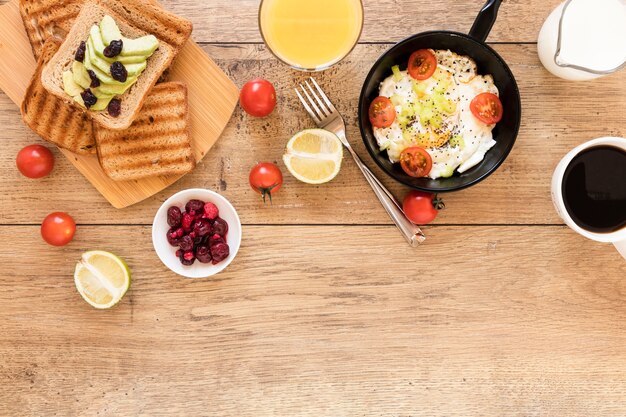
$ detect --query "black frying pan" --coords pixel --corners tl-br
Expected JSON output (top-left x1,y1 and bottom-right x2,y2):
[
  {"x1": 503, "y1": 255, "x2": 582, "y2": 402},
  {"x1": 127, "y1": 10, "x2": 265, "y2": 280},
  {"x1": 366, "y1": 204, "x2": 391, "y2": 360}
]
[{"x1": 358, "y1": 0, "x2": 521, "y2": 192}]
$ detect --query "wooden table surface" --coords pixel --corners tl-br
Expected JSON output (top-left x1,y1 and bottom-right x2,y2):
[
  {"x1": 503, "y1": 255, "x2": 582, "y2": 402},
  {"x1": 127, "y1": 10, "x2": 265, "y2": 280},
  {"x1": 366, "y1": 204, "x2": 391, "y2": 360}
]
[{"x1": 1, "y1": 0, "x2": 625, "y2": 415}]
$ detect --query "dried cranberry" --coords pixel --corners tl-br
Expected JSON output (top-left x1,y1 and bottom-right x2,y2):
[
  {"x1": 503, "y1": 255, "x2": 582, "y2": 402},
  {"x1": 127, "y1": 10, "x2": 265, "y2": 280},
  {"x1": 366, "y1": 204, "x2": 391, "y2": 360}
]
[
  {"x1": 110, "y1": 61, "x2": 128, "y2": 82},
  {"x1": 80, "y1": 89, "x2": 98, "y2": 108},
  {"x1": 195, "y1": 245, "x2": 212, "y2": 263},
  {"x1": 203, "y1": 202, "x2": 219, "y2": 220},
  {"x1": 87, "y1": 70, "x2": 100, "y2": 88},
  {"x1": 103, "y1": 39, "x2": 123, "y2": 58},
  {"x1": 75, "y1": 41, "x2": 86, "y2": 62},
  {"x1": 186, "y1": 199, "x2": 205, "y2": 214},
  {"x1": 210, "y1": 242, "x2": 230, "y2": 264},
  {"x1": 193, "y1": 219, "x2": 212, "y2": 237},
  {"x1": 182, "y1": 213, "x2": 194, "y2": 231},
  {"x1": 181, "y1": 250, "x2": 195, "y2": 266},
  {"x1": 107, "y1": 99, "x2": 121, "y2": 117},
  {"x1": 179, "y1": 235, "x2": 194, "y2": 251},
  {"x1": 166, "y1": 227, "x2": 182, "y2": 246},
  {"x1": 209, "y1": 234, "x2": 225, "y2": 247},
  {"x1": 211, "y1": 217, "x2": 229, "y2": 236},
  {"x1": 175, "y1": 228, "x2": 184, "y2": 238},
  {"x1": 167, "y1": 206, "x2": 183, "y2": 227}
]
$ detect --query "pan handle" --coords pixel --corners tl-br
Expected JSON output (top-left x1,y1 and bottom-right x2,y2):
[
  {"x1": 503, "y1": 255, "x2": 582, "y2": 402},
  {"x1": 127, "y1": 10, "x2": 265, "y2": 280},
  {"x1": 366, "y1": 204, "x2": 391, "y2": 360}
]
[{"x1": 468, "y1": 0, "x2": 503, "y2": 42}]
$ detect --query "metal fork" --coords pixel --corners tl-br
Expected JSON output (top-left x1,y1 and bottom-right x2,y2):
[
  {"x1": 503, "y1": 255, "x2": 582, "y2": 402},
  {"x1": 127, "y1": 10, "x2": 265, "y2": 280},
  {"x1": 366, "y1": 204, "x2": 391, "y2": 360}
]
[{"x1": 295, "y1": 78, "x2": 426, "y2": 247}]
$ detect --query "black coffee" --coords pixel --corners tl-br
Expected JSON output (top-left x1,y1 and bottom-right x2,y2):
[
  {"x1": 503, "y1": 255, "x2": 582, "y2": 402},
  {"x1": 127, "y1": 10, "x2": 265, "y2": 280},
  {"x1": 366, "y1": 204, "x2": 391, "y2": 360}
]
[{"x1": 562, "y1": 145, "x2": 626, "y2": 233}]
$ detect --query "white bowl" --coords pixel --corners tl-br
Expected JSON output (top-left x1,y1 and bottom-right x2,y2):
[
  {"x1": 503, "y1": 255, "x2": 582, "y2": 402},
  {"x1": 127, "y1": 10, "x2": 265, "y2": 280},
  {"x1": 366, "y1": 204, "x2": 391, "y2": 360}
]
[{"x1": 152, "y1": 188, "x2": 242, "y2": 278}]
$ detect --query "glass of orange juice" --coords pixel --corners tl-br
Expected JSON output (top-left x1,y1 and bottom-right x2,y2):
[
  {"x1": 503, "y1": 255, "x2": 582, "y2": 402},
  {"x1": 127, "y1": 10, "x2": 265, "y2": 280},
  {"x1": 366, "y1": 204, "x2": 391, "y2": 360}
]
[{"x1": 259, "y1": 0, "x2": 364, "y2": 71}]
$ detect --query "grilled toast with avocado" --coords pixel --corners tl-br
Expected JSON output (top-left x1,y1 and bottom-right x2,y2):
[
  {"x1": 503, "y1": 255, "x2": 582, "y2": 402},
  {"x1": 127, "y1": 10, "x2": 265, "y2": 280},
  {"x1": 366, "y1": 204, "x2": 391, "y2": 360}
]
[
  {"x1": 95, "y1": 82, "x2": 195, "y2": 181},
  {"x1": 21, "y1": 37, "x2": 96, "y2": 154},
  {"x1": 40, "y1": 0, "x2": 192, "y2": 130}
]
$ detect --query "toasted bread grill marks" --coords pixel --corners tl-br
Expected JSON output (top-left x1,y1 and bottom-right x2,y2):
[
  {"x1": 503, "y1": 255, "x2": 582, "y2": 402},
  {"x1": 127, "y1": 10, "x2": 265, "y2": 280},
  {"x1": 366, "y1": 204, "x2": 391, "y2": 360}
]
[
  {"x1": 20, "y1": 0, "x2": 85, "y2": 59},
  {"x1": 20, "y1": 37, "x2": 96, "y2": 154},
  {"x1": 95, "y1": 82, "x2": 195, "y2": 181}
]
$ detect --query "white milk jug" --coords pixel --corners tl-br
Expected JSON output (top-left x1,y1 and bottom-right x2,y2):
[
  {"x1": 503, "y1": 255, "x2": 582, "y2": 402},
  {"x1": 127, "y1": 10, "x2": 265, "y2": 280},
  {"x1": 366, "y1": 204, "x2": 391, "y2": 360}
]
[{"x1": 537, "y1": 0, "x2": 626, "y2": 80}]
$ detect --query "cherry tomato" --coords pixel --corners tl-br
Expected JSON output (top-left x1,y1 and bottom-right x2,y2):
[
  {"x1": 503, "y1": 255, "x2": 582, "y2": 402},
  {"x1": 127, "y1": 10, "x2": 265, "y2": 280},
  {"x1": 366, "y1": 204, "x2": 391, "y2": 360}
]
[
  {"x1": 16, "y1": 144, "x2": 54, "y2": 179},
  {"x1": 402, "y1": 191, "x2": 445, "y2": 225},
  {"x1": 240, "y1": 79, "x2": 277, "y2": 117},
  {"x1": 407, "y1": 49, "x2": 437, "y2": 80},
  {"x1": 470, "y1": 92, "x2": 503, "y2": 124},
  {"x1": 399, "y1": 146, "x2": 433, "y2": 178},
  {"x1": 368, "y1": 96, "x2": 396, "y2": 128},
  {"x1": 41, "y1": 212, "x2": 76, "y2": 246},
  {"x1": 250, "y1": 162, "x2": 283, "y2": 203}
]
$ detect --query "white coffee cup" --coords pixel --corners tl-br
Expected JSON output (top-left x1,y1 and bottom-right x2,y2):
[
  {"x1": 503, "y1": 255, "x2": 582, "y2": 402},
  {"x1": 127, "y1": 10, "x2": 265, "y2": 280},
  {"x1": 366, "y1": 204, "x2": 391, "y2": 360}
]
[{"x1": 551, "y1": 137, "x2": 626, "y2": 260}]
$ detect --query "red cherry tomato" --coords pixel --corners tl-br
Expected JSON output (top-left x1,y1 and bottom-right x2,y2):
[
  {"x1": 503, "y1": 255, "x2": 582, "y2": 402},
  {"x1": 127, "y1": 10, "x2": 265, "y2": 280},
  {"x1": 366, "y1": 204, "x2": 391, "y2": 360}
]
[
  {"x1": 240, "y1": 79, "x2": 277, "y2": 117},
  {"x1": 368, "y1": 96, "x2": 396, "y2": 128},
  {"x1": 16, "y1": 144, "x2": 54, "y2": 179},
  {"x1": 249, "y1": 162, "x2": 283, "y2": 203},
  {"x1": 399, "y1": 146, "x2": 433, "y2": 178},
  {"x1": 41, "y1": 212, "x2": 76, "y2": 246},
  {"x1": 402, "y1": 191, "x2": 444, "y2": 225},
  {"x1": 470, "y1": 92, "x2": 503, "y2": 124},
  {"x1": 407, "y1": 49, "x2": 437, "y2": 80}
]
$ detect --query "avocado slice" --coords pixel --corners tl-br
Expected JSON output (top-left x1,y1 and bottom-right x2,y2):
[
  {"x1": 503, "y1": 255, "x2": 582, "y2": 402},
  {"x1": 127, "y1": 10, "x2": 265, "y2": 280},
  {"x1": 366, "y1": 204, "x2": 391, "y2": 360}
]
[
  {"x1": 94, "y1": 76, "x2": 137, "y2": 95},
  {"x1": 87, "y1": 39, "x2": 113, "y2": 74},
  {"x1": 88, "y1": 40, "x2": 147, "y2": 77},
  {"x1": 90, "y1": 87, "x2": 114, "y2": 100},
  {"x1": 90, "y1": 96, "x2": 114, "y2": 111},
  {"x1": 89, "y1": 26, "x2": 146, "y2": 64},
  {"x1": 120, "y1": 35, "x2": 159, "y2": 57},
  {"x1": 73, "y1": 94, "x2": 86, "y2": 108},
  {"x1": 88, "y1": 44, "x2": 147, "y2": 79},
  {"x1": 99, "y1": 15, "x2": 159, "y2": 57},
  {"x1": 63, "y1": 70, "x2": 83, "y2": 96},
  {"x1": 72, "y1": 61, "x2": 91, "y2": 89},
  {"x1": 73, "y1": 94, "x2": 113, "y2": 111},
  {"x1": 99, "y1": 15, "x2": 122, "y2": 46},
  {"x1": 84, "y1": 46, "x2": 126, "y2": 85},
  {"x1": 123, "y1": 62, "x2": 147, "y2": 76}
]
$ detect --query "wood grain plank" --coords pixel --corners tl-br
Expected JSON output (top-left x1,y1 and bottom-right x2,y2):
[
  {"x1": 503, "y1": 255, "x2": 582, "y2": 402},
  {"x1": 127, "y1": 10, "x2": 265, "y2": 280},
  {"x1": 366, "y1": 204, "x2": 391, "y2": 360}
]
[
  {"x1": 1, "y1": 44, "x2": 624, "y2": 225},
  {"x1": 0, "y1": 225, "x2": 624, "y2": 416},
  {"x1": 0, "y1": 0, "x2": 570, "y2": 44}
]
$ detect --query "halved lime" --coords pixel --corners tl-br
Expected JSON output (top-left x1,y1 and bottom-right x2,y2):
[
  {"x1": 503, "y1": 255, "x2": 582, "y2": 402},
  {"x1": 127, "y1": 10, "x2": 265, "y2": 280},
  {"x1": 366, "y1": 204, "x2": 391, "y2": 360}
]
[{"x1": 74, "y1": 251, "x2": 131, "y2": 309}]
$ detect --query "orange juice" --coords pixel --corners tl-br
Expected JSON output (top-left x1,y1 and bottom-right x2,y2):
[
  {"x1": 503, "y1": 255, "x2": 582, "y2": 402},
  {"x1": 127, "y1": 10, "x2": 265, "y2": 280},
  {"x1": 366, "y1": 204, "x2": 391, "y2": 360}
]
[{"x1": 259, "y1": 0, "x2": 363, "y2": 70}]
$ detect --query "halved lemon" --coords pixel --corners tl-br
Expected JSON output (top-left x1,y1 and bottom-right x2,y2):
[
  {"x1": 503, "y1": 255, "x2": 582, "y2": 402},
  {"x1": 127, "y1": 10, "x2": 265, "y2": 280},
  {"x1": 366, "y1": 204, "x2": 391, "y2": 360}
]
[
  {"x1": 74, "y1": 251, "x2": 131, "y2": 309},
  {"x1": 282, "y1": 129, "x2": 344, "y2": 185}
]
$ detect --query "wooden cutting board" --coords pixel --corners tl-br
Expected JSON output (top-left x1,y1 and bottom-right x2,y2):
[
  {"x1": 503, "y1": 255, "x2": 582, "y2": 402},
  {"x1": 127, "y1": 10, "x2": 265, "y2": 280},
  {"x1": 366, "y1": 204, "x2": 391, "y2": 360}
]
[{"x1": 0, "y1": 0, "x2": 239, "y2": 208}]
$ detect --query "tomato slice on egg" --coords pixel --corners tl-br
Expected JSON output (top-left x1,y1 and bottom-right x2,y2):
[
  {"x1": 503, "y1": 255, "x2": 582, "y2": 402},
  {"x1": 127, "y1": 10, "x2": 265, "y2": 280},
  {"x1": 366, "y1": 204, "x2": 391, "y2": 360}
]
[
  {"x1": 368, "y1": 96, "x2": 396, "y2": 128},
  {"x1": 399, "y1": 146, "x2": 433, "y2": 178},
  {"x1": 407, "y1": 49, "x2": 437, "y2": 81},
  {"x1": 470, "y1": 92, "x2": 503, "y2": 124}
]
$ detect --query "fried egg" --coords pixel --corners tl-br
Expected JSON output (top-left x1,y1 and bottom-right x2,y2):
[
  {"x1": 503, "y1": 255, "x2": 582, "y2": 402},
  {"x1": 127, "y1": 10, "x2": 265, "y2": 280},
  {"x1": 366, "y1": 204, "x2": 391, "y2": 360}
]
[{"x1": 373, "y1": 49, "x2": 499, "y2": 179}]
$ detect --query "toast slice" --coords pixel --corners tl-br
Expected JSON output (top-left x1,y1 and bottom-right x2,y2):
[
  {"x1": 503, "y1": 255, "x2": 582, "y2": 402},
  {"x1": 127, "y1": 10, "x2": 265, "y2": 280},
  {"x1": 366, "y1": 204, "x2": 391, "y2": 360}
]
[
  {"x1": 19, "y1": 0, "x2": 86, "y2": 60},
  {"x1": 95, "y1": 82, "x2": 195, "y2": 181},
  {"x1": 21, "y1": 36, "x2": 96, "y2": 154},
  {"x1": 19, "y1": 0, "x2": 176, "y2": 60},
  {"x1": 40, "y1": 0, "x2": 192, "y2": 130}
]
